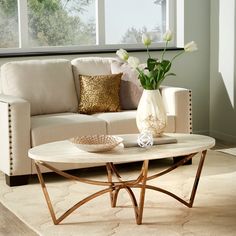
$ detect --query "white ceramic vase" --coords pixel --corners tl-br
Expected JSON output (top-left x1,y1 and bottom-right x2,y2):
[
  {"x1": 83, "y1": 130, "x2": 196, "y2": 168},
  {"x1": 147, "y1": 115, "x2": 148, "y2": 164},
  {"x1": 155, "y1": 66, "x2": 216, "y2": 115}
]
[{"x1": 136, "y1": 89, "x2": 167, "y2": 137}]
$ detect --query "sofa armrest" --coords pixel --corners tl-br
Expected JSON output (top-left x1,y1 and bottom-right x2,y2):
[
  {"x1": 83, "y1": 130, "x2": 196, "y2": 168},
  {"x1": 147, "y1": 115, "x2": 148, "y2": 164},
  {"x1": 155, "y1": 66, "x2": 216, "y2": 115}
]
[
  {"x1": 0, "y1": 94, "x2": 31, "y2": 176},
  {"x1": 160, "y1": 86, "x2": 192, "y2": 133}
]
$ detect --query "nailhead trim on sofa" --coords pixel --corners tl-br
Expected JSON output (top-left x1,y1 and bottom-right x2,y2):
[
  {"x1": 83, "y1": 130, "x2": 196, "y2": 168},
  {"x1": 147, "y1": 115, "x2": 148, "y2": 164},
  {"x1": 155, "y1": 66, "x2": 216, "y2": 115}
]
[
  {"x1": 8, "y1": 104, "x2": 13, "y2": 175},
  {"x1": 189, "y1": 90, "x2": 193, "y2": 134}
]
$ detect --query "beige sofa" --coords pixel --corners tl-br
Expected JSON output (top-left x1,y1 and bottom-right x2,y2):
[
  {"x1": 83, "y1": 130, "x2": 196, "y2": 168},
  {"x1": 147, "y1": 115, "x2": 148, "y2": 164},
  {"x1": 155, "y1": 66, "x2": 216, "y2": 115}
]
[{"x1": 0, "y1": 57, "x2": 192, "y2": 186}]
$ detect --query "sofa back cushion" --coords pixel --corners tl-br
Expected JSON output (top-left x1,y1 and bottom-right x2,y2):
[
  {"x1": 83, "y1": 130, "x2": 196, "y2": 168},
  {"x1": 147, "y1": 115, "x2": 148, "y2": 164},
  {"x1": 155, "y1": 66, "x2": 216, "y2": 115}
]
[
  {"x1": 71, "y1": 57, "x2": 144, "y2": 110},
  {"x1": 71, "y1": 57, "x2": 116, "y2": 101},
  {"x1": 71, "y1": 57, "x2": 115, "y2": 76},
  {"x1": 1, "y1": 59, "x2": 78, "y2": 115}
]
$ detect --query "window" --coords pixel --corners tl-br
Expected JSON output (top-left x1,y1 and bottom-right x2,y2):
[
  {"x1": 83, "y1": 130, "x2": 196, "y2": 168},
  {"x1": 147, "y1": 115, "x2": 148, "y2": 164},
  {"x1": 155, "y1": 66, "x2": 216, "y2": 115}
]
[
  {"x1": 0, "y1": 0, "x2": 19, "y2": 48},
  {"x1": 0, "y1": 0, "x2": 176, "y2": 55},
  {"x1": 105, "y1": 0, "x2": 166, "y2": 45},
  {"x1": 27, "y1": 0, "x2": 96, "y2": 47}
]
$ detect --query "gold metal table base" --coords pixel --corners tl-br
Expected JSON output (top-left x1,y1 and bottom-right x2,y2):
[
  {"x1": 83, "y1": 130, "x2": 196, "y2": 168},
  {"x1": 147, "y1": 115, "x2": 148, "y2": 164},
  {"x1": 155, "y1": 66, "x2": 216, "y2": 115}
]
[{"x1": 35, "y1": 150, "x2": 207, "y2": 225}]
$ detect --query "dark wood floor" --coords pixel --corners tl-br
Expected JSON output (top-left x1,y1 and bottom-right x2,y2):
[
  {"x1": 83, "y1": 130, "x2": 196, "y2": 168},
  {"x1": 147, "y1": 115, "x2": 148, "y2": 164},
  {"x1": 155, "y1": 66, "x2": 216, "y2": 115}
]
[{"x1": 0, "y1": 138, "x2": 235, "y2": 236}]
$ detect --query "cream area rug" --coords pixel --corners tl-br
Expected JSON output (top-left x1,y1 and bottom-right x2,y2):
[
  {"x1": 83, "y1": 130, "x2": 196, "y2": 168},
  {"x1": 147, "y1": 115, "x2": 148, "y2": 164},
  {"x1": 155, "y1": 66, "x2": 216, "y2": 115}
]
[
  {"x1": 0, "y1": 150, "x2": 236, "y2": 236},
  {"x1": 217, "y1": 147, "x2": 236, "y2": 156}
]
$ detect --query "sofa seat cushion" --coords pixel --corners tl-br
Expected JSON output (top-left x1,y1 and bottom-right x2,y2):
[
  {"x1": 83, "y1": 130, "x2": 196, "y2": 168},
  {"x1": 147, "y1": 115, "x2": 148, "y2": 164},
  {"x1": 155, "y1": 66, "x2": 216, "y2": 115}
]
[
  {"x1": 1, "y1": 59, "x2": 78, "y2": 116},
  {"x1": 92, "y1": 111, "x2": 176, "y2": 135},
  {"x1": 31, "y1": 113, "x2": 107, "y2": 146}
]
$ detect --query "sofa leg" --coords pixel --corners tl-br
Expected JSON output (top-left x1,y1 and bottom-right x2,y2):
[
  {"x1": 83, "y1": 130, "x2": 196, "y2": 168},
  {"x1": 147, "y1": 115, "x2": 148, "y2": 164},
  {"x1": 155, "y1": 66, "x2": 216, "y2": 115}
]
[
  {"x1": 173, "y1": 156, "x2": 192, "y2": 165},
  {"x1": 5, "y1": 174, "x2": 29, "y2": 187}
]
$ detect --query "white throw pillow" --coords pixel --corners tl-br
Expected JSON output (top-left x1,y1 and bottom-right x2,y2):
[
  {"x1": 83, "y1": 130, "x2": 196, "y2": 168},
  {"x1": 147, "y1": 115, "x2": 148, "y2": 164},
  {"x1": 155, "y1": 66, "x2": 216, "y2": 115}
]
[{"x1": 111, "y1": 61, "x2": 143, "y2": 110}]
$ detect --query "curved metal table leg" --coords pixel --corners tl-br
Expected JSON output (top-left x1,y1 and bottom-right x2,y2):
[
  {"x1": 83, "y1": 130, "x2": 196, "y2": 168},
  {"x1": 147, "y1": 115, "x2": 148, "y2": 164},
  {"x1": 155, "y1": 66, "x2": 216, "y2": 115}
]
[
  {"x1": 35, "y1": 150, "x2": 207, "y2": 225},
  {"x1": 35, "y1": 160, "x2": 149, "y2": 225}
]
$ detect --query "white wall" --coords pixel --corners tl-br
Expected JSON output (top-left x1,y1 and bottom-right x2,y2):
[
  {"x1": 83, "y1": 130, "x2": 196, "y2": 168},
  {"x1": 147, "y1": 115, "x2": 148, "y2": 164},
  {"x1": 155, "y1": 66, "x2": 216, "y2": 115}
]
[
  {"x1": 0, "y1": 0, "x2": 211, "y2": 134},
  {"x1": 210, "y1": 0, "x2": 236, "y2": 142},
  {"x1": 165, "y1": 0, "x2": 211, "y2": 134},
  {"x1": 144, "y1": 0, "x2": 211, "y2": 134}
]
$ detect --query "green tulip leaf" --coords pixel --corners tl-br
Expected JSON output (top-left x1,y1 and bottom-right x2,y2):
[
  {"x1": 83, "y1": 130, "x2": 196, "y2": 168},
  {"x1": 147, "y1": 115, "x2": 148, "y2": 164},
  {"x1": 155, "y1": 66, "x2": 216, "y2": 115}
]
[
  {"x1": 161, "y1": 60, "x2": 171, "y2": 72},
  {"x1": 147, "y1": 58, "x2": 157, "y2": 71},
  {"x1": 164, "y1": 73, "x2": 176, "y2": 78},
  {"x1": 115, "y1": 31, "x2": 192, "y2": 89}
]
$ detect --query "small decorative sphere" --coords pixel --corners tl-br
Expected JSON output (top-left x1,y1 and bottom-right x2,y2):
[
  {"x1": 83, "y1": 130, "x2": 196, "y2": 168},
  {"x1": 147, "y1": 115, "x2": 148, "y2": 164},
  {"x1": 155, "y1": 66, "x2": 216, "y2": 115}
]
[{"x1": 137, "y1": 130, "x2": 153, "y2": 148}]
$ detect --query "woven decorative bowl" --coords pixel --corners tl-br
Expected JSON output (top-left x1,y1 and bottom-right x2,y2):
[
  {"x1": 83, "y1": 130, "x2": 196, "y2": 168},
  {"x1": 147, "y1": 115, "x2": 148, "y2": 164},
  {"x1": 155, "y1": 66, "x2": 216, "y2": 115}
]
[{"x1": 70, "y1": 135, "x2": 123, "y2": 153}]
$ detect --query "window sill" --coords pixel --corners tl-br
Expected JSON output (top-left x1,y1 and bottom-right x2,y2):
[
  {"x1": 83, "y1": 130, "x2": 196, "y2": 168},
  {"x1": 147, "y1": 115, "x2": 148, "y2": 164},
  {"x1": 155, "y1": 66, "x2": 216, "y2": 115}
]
[{"x1": 0, "y1": 47, "x2": 184, "y2": 58}]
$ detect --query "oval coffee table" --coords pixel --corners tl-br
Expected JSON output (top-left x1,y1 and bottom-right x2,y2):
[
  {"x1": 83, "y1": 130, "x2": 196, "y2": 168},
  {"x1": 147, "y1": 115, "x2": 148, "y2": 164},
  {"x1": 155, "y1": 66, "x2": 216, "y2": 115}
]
[{"x1": 28, "y1": 133, "x2": 215, "y2": 225}]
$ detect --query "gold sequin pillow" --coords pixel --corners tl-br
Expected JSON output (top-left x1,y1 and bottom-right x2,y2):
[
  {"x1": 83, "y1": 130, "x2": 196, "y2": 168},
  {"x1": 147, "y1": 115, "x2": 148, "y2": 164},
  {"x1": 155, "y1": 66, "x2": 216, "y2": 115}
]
[{"x1": 78, "y1": 73, "x2": 122, "y2": 114}]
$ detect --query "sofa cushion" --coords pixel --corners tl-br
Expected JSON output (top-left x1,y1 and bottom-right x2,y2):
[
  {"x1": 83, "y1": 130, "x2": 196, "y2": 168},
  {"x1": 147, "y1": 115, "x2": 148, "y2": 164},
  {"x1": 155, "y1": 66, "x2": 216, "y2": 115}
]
[
  {"x1": 111, "y1": 61, "x2": 143, "y2": 110},
  {"x1": 93, "y1": 111, "x2": 139, "y2": 134},
  {"x1": 78, "y1": 73, "x2": 122, "y2": 114},
  {"x1": 31, "y1": 113, "x2": 107, "y2": 146},
  {"x1": 92, "y1": 111, "x2": 176, "y2": 135},
  {"x1": 71, "y1": 57, "x2": 115, "y2": 76},
  {"x1": 71, "y1": 57, "x2": 116, "y2": 100},
  {"x1": 1, "y1": 59, "x2": 78, "y2": 115}
]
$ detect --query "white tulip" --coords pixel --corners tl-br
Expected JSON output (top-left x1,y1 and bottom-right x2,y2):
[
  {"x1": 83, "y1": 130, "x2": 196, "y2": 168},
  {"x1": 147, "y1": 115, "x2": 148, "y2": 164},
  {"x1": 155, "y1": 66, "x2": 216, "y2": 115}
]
[
  {"x1": 184, "y1": 41, "x2": 198, "y2": 52},
  {"x1": 142, "y1": 33, "x2": 152, "y2": 46},
  {"x1": 163, "y1": 30, "x2": 173, "y2": 42},
  {"x1": 128, "y1": 56, "x2": 140, "y2": 68},
  {"x1": 116, "y1": 48, "x2": 129, "y2": 61}
]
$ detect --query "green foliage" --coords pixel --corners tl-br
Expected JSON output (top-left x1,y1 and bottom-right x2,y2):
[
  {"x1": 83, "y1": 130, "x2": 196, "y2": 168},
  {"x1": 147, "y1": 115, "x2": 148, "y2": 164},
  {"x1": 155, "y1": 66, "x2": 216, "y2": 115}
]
[
  {"x1": 136, "y1": 44, "x2": 178, "y2": 90},
  {"x1": 137, "y1": 58, "x2": 175, "y2": 90},
  {"x1": 121, "y1": 27, "x2": 148, "y2": 44},
  {"x1": 28, "y1": 0, "x2": 96, "y2": 46},
  {"x1": 147, "y1": 58, "x2": 157, "y2": 71},
  {"x1": 0, "y1": 0, "x2": 16, "y2": 14},
  {"x1": 121, "y1": 26, "x2": 161, "y2": 44},
  {"x1": 0, "y1": 0, "x2": 96, "y2": 48},
  {"x1": 0, "y1": 0, "x2": 18, "y2": 48}
]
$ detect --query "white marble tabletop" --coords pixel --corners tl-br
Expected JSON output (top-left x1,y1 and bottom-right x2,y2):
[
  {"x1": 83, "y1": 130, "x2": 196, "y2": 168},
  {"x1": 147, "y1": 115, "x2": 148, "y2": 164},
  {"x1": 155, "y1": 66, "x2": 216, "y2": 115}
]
[{"x1": 28, "y1": 133, "x2": 215, "y2": 164}]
